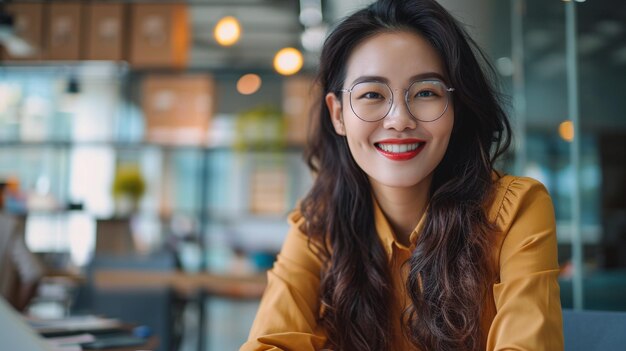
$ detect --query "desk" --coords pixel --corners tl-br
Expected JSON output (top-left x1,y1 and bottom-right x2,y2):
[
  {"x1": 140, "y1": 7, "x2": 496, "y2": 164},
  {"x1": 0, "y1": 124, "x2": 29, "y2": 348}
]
[
  {"x1": 93, "y1": 270, "x2": 267, "y2": 299},
  {"x1": 93, "y1": 270, "x2": 267, "y2": 351},
  {"x1": 1, "y1": 295, "x2": 158, "y2": 351},
  {"x1": 33, "y1": 317, "x2": 160, "y2": 351},
  {"x1": 84, "y1": 334, "x2": 159, "y2": 351},
  {"x1": 48, "y1": 336, "x2": 158, "y2": 351}
]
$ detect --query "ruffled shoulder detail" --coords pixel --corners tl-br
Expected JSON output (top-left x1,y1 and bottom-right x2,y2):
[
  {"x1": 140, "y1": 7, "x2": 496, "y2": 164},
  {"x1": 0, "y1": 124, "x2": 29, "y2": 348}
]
[
  {"x1": 488, "y1": 175, "x2": 551, "y2": 232},
  {"x1": 288, "y1": 208, "x2": 305, "y2": 227}
]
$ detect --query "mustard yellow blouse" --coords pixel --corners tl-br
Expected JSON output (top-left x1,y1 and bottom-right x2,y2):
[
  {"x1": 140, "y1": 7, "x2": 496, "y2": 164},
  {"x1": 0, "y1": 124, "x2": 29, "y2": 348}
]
[{"x1": 241, "y1": 175, "x2": 564, "y2": 350}]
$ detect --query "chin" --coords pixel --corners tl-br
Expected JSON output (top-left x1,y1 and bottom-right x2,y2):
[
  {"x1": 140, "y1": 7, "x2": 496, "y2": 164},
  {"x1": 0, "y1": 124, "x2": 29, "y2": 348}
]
[{"x1": 371, "y1": 173, "x2": 431, "y2": 189}]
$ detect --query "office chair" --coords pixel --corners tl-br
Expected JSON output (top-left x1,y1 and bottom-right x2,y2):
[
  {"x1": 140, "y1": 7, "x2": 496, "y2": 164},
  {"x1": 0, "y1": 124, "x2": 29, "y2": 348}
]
[
  {"x1": 563, "y1": 309, "x2": 626, "y2": 351},
  {"x1": 72, "y1": 252, "x2": 183, "y2": 351}
]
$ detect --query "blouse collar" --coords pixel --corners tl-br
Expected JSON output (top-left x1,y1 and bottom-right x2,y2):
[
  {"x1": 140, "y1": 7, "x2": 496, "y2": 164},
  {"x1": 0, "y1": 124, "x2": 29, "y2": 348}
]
[{"x1": 372, "y1": 197, "x2": 428, "y2": 260}]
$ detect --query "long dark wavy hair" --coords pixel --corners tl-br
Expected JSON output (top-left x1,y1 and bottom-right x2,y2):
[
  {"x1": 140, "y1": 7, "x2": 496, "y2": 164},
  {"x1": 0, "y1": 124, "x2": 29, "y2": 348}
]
[{"x1": 299, "y1": 0, "x2": 512, "y2": 350}]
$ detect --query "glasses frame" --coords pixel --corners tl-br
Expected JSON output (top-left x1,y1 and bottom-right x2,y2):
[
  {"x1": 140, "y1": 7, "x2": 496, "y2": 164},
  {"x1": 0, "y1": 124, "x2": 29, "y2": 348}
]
[{"x1": 337, "y1": 79, "x2": 455, "y2": 123}]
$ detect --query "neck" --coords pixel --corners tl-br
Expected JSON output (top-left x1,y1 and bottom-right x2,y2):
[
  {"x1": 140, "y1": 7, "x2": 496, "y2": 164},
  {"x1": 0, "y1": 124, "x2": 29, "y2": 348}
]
[{"x1": 370, "y1": 175, "x2": 432, "y2": 247}]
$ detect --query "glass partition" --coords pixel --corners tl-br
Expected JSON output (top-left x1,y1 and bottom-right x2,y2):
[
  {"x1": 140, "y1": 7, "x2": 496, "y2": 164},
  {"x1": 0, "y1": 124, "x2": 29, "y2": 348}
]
[{"x1": 510, "y1": 0, "x2": 626, "y2": 311}]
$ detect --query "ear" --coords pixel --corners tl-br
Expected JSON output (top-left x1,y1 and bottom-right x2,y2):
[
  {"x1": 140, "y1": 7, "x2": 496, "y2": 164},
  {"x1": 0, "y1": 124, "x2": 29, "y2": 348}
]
[{"x1": 325, "y1": 92, "x2": 346, "y2": 136}]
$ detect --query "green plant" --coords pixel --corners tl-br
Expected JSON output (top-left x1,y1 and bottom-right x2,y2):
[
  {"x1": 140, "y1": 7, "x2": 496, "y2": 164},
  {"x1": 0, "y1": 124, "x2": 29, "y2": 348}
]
[
  {"x1": 234, "y1": 104, "x2": 286, "y2": 150},
  {"x1": 112, "y1": 164, "x2": 146, "y2": 200}
]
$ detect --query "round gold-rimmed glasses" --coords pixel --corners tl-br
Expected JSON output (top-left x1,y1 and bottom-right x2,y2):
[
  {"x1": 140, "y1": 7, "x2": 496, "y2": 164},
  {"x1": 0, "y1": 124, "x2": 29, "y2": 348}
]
[{"x1": 338, "y1": 79, "x2": 455, "y2": 122}]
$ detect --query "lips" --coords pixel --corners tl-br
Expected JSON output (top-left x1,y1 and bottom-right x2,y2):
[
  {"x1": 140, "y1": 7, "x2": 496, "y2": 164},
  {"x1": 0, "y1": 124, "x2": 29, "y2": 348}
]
[{"x1": 374, "y1": 138, "x2": 426, "y2": 161}]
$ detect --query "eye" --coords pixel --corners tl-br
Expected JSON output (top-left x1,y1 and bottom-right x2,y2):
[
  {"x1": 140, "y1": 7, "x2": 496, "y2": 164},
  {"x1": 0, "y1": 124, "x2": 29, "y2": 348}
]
[
  {"x1": 361, "y1": 91, "x2": 384, "y2": 100},
  {"x1": 415, "y1": 90, "x2": 437, "y2": 98},
  {"x1": 409, "y1": 80, "x2": 447, "y2": 100},
  {"x1": 351, "y1": 82, "x2": 390, "y2": 102}
]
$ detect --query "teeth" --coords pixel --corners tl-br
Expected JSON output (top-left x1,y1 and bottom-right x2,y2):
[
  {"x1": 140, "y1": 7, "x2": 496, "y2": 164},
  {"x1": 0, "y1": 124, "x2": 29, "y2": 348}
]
[{"x1": 378, "y1": 143, "x2": 422, "y2": 153}]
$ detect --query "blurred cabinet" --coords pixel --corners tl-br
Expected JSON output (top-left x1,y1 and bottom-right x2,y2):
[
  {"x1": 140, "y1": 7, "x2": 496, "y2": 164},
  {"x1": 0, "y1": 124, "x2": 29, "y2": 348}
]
[
  {"x1": 46, "y1": 2, "x2": 83, "y2": 60},
  {"x1": 1, "y1": 2, "x2": 188, "y2": 67},
  {"x1": 142, "y1": 74, "x2": 215, "y2": 145},
  {"x1": 129, "y1": 3, "x2": 189, "y2": 68},
  {"x1": 84, "y1": 3, "x2": 127, "y2": 61}
]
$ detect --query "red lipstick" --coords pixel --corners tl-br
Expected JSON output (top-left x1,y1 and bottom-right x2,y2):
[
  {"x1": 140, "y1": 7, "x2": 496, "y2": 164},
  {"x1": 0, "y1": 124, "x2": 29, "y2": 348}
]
[{"x1": 375, "y1": 138, "x2": 426, "y2": 161}]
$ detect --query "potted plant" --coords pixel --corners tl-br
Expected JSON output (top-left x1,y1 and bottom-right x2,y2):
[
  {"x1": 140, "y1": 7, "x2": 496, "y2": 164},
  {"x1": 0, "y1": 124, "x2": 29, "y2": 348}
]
[{"x1": 111, "y1": 164, "x2": 146, "y2": 215}]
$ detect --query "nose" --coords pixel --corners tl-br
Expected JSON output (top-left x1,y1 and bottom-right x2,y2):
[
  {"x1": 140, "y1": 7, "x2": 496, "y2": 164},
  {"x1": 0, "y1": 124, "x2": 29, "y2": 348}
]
[{"x1": 382, "y1": 89, "x2": 417, "y2": 131}]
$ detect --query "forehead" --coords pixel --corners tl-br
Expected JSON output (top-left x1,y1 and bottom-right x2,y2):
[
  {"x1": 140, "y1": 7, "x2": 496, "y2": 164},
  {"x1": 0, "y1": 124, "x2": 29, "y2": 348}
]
[{"x1": 344, "y1": 31, "x2": 446, "y2": 85}]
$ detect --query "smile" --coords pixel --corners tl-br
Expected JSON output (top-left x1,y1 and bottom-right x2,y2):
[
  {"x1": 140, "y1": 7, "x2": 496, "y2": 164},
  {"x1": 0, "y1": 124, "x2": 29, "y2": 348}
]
[{"x1": 374, "y1": 139, "x2": 426, "y2": 161}]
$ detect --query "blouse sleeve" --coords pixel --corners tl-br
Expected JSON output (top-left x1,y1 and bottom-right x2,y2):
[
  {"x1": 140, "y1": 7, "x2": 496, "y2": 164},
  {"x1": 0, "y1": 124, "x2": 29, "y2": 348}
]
[
  {"x1": 240, "y1": 211, "x2": 328, "y2": 351},
  {"x1": 486, "y1": 177, "x2": 564, "y2": 351}
]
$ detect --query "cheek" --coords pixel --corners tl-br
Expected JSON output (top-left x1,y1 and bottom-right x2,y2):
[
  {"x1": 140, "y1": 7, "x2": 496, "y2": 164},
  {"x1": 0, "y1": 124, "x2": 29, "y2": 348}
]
[
  {"x1": 343, "y1": 114, "x2": 377, "y2": 145},
  {"x1": 436, "y1": 114, "x2": 454, "y2": 143},
  {"x1": 429, "y1": 114, "x2": 454, "y2": 143},
  {"x1": 439, "y1": 120, "x2": 454, "y2": 145},
  {"x1": 347, "y1": 130, "x2": 378, "y2": 158},
  {"x1": 427, "y1": 116, "x2": 455, "y2": 162},
  {"x1": 342, "y1": 123, "x2": 379, "y2": 171}
]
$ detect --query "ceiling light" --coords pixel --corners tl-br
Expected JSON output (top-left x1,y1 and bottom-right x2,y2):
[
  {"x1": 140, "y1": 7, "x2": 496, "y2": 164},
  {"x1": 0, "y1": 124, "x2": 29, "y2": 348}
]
[
  {"x1": 301, "y1": 25, "x2": 327, "y2": 53},
  {"x1": 214, "y1": 16, "x2": 241, "y2": 46},
  {"x1": 273, "y1": 48, "x2": 303, "y2": 76},
  {"x1": 300, "y1": 8, "x2": 322, "y2": 27},
  {"x1": 559, "y1": 120, "x2": 574, "y2": 142},
  {"x1": 299, "y1": 0, "x2": 323, "y2": 27},
  {"x1": 237, "y1": 74, "x2": 262, "y2": 95}
]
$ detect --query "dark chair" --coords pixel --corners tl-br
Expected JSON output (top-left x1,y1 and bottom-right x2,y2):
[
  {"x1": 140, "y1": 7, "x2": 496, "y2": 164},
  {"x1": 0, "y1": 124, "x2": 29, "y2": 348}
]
[
  {"x1": 563, "y1": 309, "x2": 626, "y2": 351},
  {"x1": 91, "y1": 286, "x2": 176, "y2": 351},
  {"x1": 94, "y1": 218, "x2": 135, "y2": 256},
  {"x1": 71, "y1": 252, "x2": 184, "y2": 351}
]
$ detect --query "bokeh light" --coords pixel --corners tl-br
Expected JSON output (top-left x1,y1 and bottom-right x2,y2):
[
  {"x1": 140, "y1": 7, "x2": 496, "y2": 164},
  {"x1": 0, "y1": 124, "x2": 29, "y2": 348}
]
[
  {"x1": 559, "y1": 120, "x2": 575, "y2": 142},
  {"x1": 273, "y1": 48, "x2": 303, "y2": 76},
  {"x1": 214, "y1": 16, "x2": 241, "y2": 46},
  {"x1": 237, "y1": 74, "x2": 262, "y2": 95}
]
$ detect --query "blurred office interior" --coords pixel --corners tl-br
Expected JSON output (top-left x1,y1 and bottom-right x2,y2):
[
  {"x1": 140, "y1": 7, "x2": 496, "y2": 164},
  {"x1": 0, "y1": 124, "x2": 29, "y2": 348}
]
[{"x1": 1, "y1": 0, "x2": 625, "y2": 350}]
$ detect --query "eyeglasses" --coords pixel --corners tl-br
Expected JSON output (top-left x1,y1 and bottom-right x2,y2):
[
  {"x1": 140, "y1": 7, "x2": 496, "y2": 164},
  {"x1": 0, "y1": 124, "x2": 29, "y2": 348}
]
[{"x1": 338, "y1": 79, "x2": 455, "y2": 122}]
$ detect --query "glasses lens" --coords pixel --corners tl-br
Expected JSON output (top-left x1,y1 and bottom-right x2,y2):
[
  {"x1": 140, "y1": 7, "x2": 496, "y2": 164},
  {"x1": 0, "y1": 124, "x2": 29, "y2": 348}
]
[
  {"x1": 349, "y1": 82, "x2": 392, "y2": 122},
  {"x1": 407, "y1": 80, "x2": 450, "y2": 122}
]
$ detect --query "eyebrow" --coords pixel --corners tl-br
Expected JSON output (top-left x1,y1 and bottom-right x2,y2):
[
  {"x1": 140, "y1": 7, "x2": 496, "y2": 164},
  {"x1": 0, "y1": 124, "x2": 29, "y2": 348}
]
[{"x1": 350, "y1": 72, "x2": 447, "y2": 86}]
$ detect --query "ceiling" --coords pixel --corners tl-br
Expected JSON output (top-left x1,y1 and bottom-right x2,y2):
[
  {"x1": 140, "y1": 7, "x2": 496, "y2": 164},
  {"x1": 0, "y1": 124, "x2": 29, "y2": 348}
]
[
  {"x1": 186, "y1": 0, "x2": 494, "y2": 70},
  {"x1": 186, "y1": 0, "x2": 626, "y2": 129},
  {"x1": 188, "y1": 0, "x2": 304, "y2": 70}
]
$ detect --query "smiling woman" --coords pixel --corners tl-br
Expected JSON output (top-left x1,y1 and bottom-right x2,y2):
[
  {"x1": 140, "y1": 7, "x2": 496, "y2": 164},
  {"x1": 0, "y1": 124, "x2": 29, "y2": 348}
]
[
  {"x1": 241, "y1": 0, "x2": 564, "y2": 350},
  {"x1": 326, "y1": 31, "x2": 455, "y2": 198}
]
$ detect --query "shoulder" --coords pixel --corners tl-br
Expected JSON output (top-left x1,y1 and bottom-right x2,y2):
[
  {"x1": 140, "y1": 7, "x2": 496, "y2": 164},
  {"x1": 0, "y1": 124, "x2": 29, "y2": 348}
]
[
  {"x1": 280, "y1": 209, "x2": 324, "y2": 269},
  {"x1": 487, "y1": 174, "x2": 554, "y2": 232},
  {"x1": 487, "y1": 174, "x2": 558, "y2": 269},
  {"x1": 486, "y1": 175, "x2": 560, "y2": 286}
]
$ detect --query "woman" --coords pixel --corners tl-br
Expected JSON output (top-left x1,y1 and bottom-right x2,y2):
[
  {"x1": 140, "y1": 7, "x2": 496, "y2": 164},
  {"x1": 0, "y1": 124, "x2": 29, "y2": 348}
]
[{"x1": 242, "y1": 0, "x2": 563, "y2": 350}]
